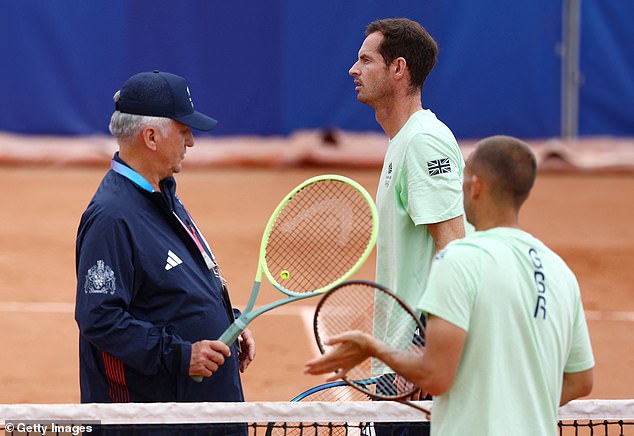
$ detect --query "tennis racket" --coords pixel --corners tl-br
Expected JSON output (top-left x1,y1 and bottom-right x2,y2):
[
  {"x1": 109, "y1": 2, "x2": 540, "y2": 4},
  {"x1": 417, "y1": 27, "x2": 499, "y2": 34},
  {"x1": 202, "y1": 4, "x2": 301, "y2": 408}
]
[
  {"x1": 194, "y1": 175, "x2": 378, "y2": 382},
  {"x1": 313, "y1": 280, "x2": 430, "y2": 414},
  {"x1": 265, "y1": 379, "x2": 378, "y2": 436},
  {"x1": 289, "y1": 378, "x2": 377, "y2": 401}
]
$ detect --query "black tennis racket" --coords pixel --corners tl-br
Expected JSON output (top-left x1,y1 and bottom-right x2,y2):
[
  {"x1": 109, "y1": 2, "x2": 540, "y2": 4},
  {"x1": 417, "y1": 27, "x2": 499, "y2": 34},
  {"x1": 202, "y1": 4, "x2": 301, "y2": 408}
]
[{"x1": 313, "y1": 280, "x2": 429, "y2": 415}]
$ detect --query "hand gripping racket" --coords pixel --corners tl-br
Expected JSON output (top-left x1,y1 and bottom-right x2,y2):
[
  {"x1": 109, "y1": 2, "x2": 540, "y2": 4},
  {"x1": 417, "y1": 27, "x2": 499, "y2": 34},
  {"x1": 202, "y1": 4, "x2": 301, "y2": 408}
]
[
  {"x1": 313, "y1": 280, "x2": 430, "y2": 414},
  {"x1": 193, "y1": 175, "x2": 378, "y2": 382}
]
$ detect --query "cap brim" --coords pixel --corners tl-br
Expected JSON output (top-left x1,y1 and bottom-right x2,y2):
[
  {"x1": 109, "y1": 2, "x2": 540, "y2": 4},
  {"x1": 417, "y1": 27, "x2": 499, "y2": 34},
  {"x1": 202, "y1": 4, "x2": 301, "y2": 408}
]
[{"x1": 173, "y1": 111, "x2": 218, "y2": 131}]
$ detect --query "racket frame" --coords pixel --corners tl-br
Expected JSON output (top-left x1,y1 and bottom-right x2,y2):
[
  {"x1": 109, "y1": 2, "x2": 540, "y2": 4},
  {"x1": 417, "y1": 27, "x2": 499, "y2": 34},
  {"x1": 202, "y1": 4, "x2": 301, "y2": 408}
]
[
  {"x1": 290, "y1": 377, "x2": 379, "y2": 402},
  {"x1": 312, "y1": 279, "x2": 430, "y2": 414},
  {"x1": 194, "y1": 176, "x2": 378, "y2": 382},
  {"x1": 219, "y1": 175, "x2": 378, "y2": 345}
]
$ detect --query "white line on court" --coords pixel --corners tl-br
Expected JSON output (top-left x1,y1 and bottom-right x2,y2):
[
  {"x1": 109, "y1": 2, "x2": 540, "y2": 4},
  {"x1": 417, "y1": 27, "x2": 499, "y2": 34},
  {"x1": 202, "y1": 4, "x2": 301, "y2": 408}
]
[
  {"x1": 585, "y1": 310, "x2": 634, "y2": 322},
  {"x1": 1, "y1": 302, "x2": 633, "y2": 324},
  {"x1": 0, "y1": 301, "x2": 75, "y2": 313}
]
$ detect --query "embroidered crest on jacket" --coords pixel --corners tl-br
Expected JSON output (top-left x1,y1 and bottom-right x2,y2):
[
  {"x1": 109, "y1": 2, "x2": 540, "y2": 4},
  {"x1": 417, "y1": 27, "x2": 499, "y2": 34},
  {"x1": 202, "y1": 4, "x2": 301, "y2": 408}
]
[{"x1": 84, "y1": 260, "x2": 116, "y2": 295}]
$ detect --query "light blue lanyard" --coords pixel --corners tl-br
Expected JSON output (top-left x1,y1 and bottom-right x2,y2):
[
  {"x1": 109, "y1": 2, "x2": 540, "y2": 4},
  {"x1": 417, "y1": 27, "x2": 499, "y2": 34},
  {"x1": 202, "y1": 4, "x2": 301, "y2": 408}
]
[
  {"x1": 111, "y1": 159, "x2": 218, "y2": 273},
  {"x1": 110, "y1": 160, "x2": 155, "y2": 192}
]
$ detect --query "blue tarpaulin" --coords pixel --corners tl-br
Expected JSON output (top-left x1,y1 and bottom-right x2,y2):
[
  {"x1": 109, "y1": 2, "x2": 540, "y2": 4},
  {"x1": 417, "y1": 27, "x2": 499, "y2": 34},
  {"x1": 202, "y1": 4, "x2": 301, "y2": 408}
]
[{"x1": 0, "y1": 0, "x2": 631, "y2": 137}]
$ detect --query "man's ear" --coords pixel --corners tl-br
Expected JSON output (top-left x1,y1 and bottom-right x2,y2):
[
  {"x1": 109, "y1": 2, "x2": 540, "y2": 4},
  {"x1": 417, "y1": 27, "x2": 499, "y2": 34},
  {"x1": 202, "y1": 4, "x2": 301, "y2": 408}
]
[
  {"x1": 470, "y1": 174, "x2": 482, "y2": 200},
  {"x1": 141, "y1": 127, "x2": 158, "y2": 151},
  {"x1": 392, "y1": 57, "x2": 407, "y2": 79}
]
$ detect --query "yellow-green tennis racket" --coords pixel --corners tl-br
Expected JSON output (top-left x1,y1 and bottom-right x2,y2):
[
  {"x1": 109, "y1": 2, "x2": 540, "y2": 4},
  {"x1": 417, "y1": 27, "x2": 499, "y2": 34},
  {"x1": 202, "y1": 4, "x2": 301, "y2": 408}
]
[{"x1": 194, "y1": 174, "x2": 378, "y2": 382}]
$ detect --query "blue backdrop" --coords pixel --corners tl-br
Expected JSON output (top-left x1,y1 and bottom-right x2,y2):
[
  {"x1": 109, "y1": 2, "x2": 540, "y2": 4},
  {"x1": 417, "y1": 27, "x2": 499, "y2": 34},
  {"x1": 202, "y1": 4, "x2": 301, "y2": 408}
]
[{"x1": 0, "y1": 0, "x2": 631, "y2": 138}]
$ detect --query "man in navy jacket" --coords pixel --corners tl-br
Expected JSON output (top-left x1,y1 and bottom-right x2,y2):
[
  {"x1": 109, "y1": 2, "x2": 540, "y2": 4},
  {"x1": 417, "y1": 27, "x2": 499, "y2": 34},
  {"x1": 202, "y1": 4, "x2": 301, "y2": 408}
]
[{"x1": 75, "y1": 71, "x2": 255, "y2": 405}]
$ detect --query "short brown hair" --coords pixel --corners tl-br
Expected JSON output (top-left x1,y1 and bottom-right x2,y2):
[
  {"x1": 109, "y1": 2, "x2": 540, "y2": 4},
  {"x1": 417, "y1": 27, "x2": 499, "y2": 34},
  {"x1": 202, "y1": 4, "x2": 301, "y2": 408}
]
[
  {"x1": 366, "y1": 18, "x2": 438, "y2": 91},
  {"x1": 469, "y1": 136, "x2": 537, "y2": 207}
]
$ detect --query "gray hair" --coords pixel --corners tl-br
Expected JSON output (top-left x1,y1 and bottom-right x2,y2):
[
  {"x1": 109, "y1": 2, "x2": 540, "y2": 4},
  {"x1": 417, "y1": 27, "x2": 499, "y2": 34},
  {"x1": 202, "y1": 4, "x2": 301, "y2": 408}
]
[{"x1": 108, "y1": 90, "x2": 172, "y2": 139}]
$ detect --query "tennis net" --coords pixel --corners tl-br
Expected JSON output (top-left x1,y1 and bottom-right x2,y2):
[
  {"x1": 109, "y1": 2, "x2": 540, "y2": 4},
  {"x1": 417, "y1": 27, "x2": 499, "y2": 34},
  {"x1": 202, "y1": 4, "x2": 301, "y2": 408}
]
[{"x1": 1, "y1": 399, "x2": 632, "y2": 435}]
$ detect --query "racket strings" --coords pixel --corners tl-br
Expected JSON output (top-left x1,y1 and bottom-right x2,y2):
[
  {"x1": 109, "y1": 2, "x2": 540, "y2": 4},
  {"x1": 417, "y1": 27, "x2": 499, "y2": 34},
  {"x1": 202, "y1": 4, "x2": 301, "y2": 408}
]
[
  {"x1": 265, "y1": 180, "x2": 374, "y2": 293},
  {"x1": 315, "y1": 281, "x2": 425, "y2": 400}
]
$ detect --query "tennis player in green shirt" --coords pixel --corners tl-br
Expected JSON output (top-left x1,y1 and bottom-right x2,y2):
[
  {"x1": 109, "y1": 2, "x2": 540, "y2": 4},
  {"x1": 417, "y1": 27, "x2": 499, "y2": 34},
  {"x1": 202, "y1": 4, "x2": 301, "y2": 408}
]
[
  {"x1": 354, "y1": 18, "x2": 467, "y2": 318},
  {"x1": 350, "y1": 18, "x2": 468, "y2": 436},
  {"x1": 305, "y1": 135, "x2": 595, "y2": 436}
]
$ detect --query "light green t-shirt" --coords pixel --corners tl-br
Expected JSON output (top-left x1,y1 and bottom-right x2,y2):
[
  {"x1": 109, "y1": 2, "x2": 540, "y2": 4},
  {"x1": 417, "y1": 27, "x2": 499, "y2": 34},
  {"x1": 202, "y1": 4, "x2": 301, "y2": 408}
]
[
  {"x1": 375, "y1": 109, "x2": 465, "y2": 312},
  {"x1": 418, "y1": 228, "x2": 595, "y2": 436}
]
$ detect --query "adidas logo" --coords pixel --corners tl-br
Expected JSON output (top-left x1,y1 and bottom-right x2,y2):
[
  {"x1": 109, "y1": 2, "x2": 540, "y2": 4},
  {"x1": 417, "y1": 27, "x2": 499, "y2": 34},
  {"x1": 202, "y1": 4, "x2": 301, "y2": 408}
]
[{"x1": 164, "y1": 250, "x2": 183, "y2": 270}]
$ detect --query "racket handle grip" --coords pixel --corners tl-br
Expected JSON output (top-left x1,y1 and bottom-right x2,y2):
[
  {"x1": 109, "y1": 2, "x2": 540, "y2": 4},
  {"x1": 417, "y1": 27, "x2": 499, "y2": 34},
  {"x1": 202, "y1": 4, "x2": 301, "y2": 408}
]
[
  {"x1": 218, "y1": 317, "x2": 248, "y2": 346},
  {"x1": 191, "y1": 317, "x2": 248, "y2": 383}
]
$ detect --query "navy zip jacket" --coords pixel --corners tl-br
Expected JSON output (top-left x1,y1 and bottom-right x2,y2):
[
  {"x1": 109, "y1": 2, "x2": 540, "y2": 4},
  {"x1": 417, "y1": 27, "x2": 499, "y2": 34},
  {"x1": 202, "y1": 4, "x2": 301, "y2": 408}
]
[{"x1": 75, "y1": 154, "x2": 244, "y2": 403}]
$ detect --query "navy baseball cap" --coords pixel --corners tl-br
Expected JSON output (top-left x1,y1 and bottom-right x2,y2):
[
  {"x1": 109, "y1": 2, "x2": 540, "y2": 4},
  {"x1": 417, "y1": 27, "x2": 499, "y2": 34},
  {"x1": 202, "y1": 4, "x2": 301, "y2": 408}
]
[{"x1": 115, "y1": 71, "x2": 218, "y2": 131}]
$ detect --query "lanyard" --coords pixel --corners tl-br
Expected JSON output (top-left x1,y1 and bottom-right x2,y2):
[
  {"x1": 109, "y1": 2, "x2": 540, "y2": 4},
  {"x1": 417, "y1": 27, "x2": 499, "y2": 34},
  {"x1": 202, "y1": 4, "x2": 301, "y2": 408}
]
[
  {"x1": 110, "y1": 158, "x2": 216, "y2": 272},
  {"x1": 173, "y1": 210, "x2": 235, "y2": 330},
  {"x1": 172, "y1": 211, "x2": 217, "y2": 272},
  {"x1": 110, "y1": 158, "x2": 236, "y2": 325},
  {"x1": 110, "y1": 160, "x2": 155, "y2": 192}
]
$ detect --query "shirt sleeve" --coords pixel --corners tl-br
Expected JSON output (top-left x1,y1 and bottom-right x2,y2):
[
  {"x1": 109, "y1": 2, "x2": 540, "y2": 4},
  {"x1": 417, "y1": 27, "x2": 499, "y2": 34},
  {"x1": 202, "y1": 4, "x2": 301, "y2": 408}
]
[
  {"x1": 564, "y1": 289, "x2": 595, "y2": 373},
  {"x1": 417, "y1": 244, "x2": 478, "y2": 331},
  {"x1": 399, "y1": 133, "x2": 464, "y2": 225},
  {"x1": 75, "y1": 208, "x2": 189, "y2": 376}
]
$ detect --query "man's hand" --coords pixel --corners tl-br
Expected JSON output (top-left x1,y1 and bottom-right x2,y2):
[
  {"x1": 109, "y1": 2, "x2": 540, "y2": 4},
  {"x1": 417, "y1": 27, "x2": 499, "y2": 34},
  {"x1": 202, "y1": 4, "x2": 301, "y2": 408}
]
[
  {"x1": 304, "y1": 331, "x2": 375, "y2": 380},
  {"x1": 189, "y1": 340, "x2": 231, "y2": 377},
  {"x1": 237, "y1": 328, "x2": 256, "y2": 373}
]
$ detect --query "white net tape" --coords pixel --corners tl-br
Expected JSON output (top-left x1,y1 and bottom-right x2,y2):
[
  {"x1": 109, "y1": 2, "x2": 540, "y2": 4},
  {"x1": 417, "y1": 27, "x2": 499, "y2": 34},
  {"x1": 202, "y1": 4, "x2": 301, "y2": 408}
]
[{"x1": 1, "y1": 400, "x2": 633, "y2": 426}]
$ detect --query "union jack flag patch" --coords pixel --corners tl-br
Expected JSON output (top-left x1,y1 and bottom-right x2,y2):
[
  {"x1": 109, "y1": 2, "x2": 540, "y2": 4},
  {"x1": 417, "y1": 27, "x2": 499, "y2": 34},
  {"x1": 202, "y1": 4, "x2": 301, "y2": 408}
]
[{"x1": 427, "y1": 158, "x2": 452, "y2": 176}]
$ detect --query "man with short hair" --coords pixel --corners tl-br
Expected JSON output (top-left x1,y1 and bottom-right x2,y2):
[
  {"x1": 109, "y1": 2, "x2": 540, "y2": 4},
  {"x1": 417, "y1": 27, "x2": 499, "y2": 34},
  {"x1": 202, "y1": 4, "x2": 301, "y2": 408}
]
[
  {"x1": 75, "y1": 71, "x2": 255, "y2": 406},
  {"x1": 350, "y1": 18, "x2": 467, "y2": 307},
  {"x1": 349, "y1": 18, "x2": 468, "y2": 435},
  {"x1": 305, "y1": 135, "x2": 595, "y2": 436}
]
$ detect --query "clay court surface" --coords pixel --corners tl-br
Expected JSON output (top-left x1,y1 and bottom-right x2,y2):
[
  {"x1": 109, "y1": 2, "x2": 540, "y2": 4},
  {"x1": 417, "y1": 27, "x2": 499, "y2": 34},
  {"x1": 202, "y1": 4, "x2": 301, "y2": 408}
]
[{"x1": 1, "y1": 162, "x2": 633, "y2": 404}]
